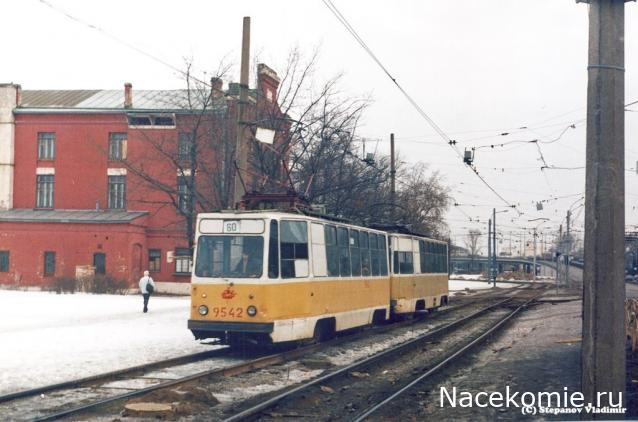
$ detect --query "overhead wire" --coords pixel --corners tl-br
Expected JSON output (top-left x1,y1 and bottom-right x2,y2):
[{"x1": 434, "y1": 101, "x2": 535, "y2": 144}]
[
  {"x1": 321, "y1": 0, "x2": 517, "y2": 211},
  {"x1": 37, "y1": 0, "x2": 218, "y2": 92}
]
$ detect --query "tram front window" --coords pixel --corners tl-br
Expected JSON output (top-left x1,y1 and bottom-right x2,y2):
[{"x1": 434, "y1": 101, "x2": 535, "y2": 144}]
[{"x1": 195, "y1": 236, "x2": 264, "y2": 278}]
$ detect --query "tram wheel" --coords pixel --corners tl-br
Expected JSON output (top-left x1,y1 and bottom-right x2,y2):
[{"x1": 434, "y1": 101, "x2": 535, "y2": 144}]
[{"x1": 313, "y1": 318, "x2": 336, "y2": 342}]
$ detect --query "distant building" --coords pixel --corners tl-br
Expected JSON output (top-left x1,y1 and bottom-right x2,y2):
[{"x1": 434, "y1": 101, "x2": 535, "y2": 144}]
[{"x1": 0, "y1": 64, "x2": 285, "y2": 292}]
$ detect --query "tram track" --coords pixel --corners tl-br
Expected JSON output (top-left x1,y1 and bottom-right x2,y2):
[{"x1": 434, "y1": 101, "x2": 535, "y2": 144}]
[
  {"x1": 221, "y1": 286, "x2": 546, "y2": 421},
  {"x1": 1, "y1": 284, "x2": 536, "y2": 421},
  {"x1": 0, "y1": 346, "x2": 228, "y2": 404}
]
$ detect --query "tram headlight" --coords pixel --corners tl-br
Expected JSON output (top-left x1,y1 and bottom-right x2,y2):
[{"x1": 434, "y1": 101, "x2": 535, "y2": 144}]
[
  {"x1": 246, "y1": 305, "x2": 257, "y2": 317},
  {"x1": 198, "y1": 305, "x2": 209, "y2": 316}
]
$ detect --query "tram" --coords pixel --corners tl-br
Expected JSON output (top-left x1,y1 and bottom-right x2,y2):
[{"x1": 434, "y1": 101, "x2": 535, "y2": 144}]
[{"x1": 187, "y1": 210, "x2": 448, "y2": 345}]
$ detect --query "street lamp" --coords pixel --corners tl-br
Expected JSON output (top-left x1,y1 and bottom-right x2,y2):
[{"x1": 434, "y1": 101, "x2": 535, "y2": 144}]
[{"x1": 528, "y1": 218, "x2": 550, "y2": 282}]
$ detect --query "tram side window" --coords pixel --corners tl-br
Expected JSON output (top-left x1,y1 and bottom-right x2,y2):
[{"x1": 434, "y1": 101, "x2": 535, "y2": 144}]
[
  {"x1": 337, "y1": 227, "x2": 351, "y2": 276},
  {"x1": 268, "y1": 220, "x2": 279, "y2": 278},
  {"x1": 443, "y1": 244, "x2": 449, "y2": 272},
  {"x1": 350, "y1": 230, "x2": 361, "y2": 276},
  {"x1": 360, "y1": 231, "x2": 371, "y2": 276},
  {"x1": 379, "y1": 236, "x2": 388, "y2": 276},
  {"x1": 419, "y1": 240, "x2": 427, "y2": 273},
  {"x1": 280, "y1": 220, "x2": 308, "y2": 278},
  {"x1": 324, "y1": 225, "x2": 339, "y2": 277},
  {"x1": 394, "y1": 251, "x2": 414, "y2": 274},
  {"x1": 439, "y1": 244, "x2": 448, "y2": 273},
  {"x1": 425, "y1": 242, "x2": 436, "y2": 273},
  {"x1": 370, "y1": 234, "x2": 380, "y2": 276}
]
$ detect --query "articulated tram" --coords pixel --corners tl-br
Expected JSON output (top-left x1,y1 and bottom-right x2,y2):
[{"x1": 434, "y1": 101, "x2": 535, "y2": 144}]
[{"x1": 187, "y1": 211, "x2": 448, "y2": 345}]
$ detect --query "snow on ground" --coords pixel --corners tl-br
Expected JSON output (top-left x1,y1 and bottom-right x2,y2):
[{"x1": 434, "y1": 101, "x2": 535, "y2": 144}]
[
  {"x1": 0, "y1": 278, "x2": 523, "y2": 395},
  {"x1": 213, "y1": 364, "x2": 324, "y2": 404},
  {"x1": 451, "y1": 274, "x2": 485, "y2": 281},
  {"x1": 0, "y1": 290, "x2": 214, "y2": 395},
  {"x1": 448, "y1": 279, "x2": 520, "y2": 291}
]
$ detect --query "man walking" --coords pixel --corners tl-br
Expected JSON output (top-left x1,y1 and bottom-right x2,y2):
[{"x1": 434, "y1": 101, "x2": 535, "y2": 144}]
[{"x1": 139, "y1": 270, "x2": 156, "y2": 313}]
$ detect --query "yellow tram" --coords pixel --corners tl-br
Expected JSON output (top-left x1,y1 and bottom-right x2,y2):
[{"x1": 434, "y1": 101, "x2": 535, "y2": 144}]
[
  {"x1": 388, "y1": 233, "x2": 449, "y2": 314},
  {"x1": 188, "y1": 211, "x2": 448, "y2": 345}
]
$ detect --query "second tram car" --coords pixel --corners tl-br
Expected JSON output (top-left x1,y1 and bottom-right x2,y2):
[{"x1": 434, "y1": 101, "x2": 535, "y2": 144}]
[
  {"x1": 188, "y1": 210, "x2": 448, "y2": 345},
  {"x1": 389, "y1": 233, "x2": 449, "y2": 315}
]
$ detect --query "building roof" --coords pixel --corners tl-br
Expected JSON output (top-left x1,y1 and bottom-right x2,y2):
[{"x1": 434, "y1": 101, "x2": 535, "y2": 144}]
[
  {"x1": 19, "y1": 89, "x2": 228, "y2": 112},
  {"x1": 0, "y1": 209, "x2": 148, "y2": 224}
]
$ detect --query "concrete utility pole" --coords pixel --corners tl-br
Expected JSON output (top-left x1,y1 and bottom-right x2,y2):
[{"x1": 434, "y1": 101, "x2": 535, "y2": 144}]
[
  {"x1": 487, "y1": 218, "x2": 492, "y2": 283},
  {"x1": 579, "y1": 0, "x2": 628, "y2": 409},
  {"x1": 233, "y1": 17, "x2": 251, "y2": 208},
  {"x1": 492, "y1": 208, "x2": 497, "y2": 286},
  {"x1": 533, "y1": 228, "x2": 537, "y2": 282},
  {"x1": 529, "y1": 218, "x2": 549, "y2": 282},
  {"x1": 558, "y1": 224, "x2": 563, "y2": 287},
  {"x1": 390, "y1": 133, "x2": 396, "y2": 221},
  {"x1": 565, "y1": 210, "x2": 571, "y2": 287}
]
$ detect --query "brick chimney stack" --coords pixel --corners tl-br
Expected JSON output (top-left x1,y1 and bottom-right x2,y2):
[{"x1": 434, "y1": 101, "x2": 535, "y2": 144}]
[
  {"x1": 15, "y1": 84, "x2": 22, "y2": 107},
  {"x1": 257, "y1": 64, "x2": 280, "y2": 103},
  {"x1": 124, "y1": 83, "x2": 133, "y2": 108},
  {"x1": 211, "y1": 77, "x2": 223, "y2": 98}
]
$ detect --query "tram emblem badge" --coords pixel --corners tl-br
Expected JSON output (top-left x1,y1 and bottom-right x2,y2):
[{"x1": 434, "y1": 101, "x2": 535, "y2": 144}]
[{"x1": 221, "y1": 288, "x2": 237, "y2": 299}]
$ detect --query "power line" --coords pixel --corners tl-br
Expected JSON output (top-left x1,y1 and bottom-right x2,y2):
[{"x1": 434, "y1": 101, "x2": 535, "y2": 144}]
[
  {"x1": 321, "y1": 0, "x2": 516, "y2": 211},
  {"x1": 36, "y1": 0, "x2": 219, "y2": 92}
]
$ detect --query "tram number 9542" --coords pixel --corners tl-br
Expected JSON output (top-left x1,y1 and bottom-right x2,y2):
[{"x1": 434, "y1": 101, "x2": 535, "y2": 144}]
[{"x1": 211, "y1": 307, "x2": 244, "y2": 318}]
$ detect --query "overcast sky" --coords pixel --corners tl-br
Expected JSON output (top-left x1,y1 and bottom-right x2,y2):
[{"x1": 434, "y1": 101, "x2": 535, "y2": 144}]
[{"x1": 3, "y1": 0, "x2": 638, "y2": 248}]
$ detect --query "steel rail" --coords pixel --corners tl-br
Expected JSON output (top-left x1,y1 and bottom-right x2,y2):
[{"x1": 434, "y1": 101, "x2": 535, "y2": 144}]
[
  {"x1": 27, "y1": 286, "x2": 532, "y2": 421},
  {"x1": 0, "y1": 346, "x2": 226, "y2": 404},
  {"x1": 353, "y1": 290, "x2": 545, "y2": 421},
  {"x1": 221, "y1": 293, "x2": 529, "y2": 422}
]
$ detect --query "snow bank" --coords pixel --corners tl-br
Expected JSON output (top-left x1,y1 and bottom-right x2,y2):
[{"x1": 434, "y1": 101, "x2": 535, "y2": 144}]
[
  {"x1": 449, "y1": 279, "x2": 520, "y2": 291},
  {"x1": 0, "y1": 290, "x2": 213, "y2": 395}
]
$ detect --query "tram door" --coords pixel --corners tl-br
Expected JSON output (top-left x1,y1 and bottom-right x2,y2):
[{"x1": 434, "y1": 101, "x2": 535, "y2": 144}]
[{"x1": 93, "y1": 253, "x2": 106, "y2": 274}]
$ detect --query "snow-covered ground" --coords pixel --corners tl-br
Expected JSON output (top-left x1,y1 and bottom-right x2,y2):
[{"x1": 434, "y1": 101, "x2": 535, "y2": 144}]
[
  {"x1": 451, "y1": 274, "x2": 485, "y2": 281},
  {"x1": 0, "y1": 279, "x2": 523, "y2": 396},
  {"x1": 449, "y1": 278, "x2": 520, "y2": 291},
  {"x1": 0, "y1": 290, "x2": 213, "y2": 395}
]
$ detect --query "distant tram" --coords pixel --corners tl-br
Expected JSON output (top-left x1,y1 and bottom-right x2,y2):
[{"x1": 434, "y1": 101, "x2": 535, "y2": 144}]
[{"x1": 188, "y1": 211, "x2": 448, "y2": 345}]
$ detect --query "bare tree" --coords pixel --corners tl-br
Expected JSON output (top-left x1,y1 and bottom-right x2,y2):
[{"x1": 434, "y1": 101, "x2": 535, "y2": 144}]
[
  {"x1": 393, "y1": 164, "x2": 449, "y2": 237},
  {"x1": 106, "y1": 48, "x2": 452, "y2": 256}
]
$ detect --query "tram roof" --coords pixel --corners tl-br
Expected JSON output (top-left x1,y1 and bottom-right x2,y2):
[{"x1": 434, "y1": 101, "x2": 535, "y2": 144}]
[{"x1": 196, "y1": 210, "x2": 445, "y2": 242}]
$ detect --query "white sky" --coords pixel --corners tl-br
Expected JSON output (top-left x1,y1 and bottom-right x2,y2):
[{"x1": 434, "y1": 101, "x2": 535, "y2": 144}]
[{"x1": 3, "y1": 0, "x2": 638, "y2": 248}]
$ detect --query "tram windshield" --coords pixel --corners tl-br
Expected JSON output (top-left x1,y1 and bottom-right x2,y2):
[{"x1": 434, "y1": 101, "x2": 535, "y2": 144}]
[{"x1": 195, "y1": 235, "x2": 264, "y2": 278}]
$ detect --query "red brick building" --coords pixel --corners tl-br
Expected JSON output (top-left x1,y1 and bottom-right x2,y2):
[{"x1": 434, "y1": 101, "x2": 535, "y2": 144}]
[{"x1": 0, "y1": 64, "x2": 284, "y2": 292}]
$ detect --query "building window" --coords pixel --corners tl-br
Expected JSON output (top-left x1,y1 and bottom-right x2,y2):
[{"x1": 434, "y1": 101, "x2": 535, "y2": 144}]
[
  {"x1": 174, "y1": 247, "x2": 192, "y2": 274},
  {"x1": 148, "y1": 249, "x2": 161, "y2": 272},
  {"x1": 36, "y1": 175, "x2": 54, "y2": 208},
  {"x1": 44, "y1": 252, "x2": 56, "y2": 276},
  {"x1": 38, "y1": 132, "x2": 55, "y2": 160},
  {"x1": 178, "y1": 132, "x2": 194, "y2": 160},
  {"x1": 127, "y1": 113, "x2": 175, "y2": 127},
  {"x1": 107, "y1": 176, "x2": 126, "y2": 209},
  {"x1": 177, "y1": 176, "x2": 191, "y2": 213},
  {"x1": 0, "y1": 251, "x2": 8, "y2": 272},
  {"x1": 108, "y1": 133, "x2": 127, "y2": 160}
]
